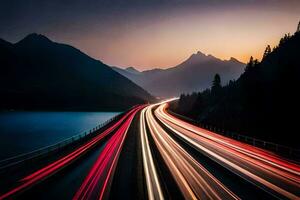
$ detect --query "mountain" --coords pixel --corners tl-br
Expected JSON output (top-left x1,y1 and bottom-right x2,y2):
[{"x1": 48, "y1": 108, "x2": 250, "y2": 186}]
[
  {"x1": 125, "y1": 67, "x2": 141, "y2": 74},
  {"x1": 113, "y1": 51, "x2": 245, "y2": 97},
  {"x1": 0, "y1": 33, "x2": 154, "y2": 111},
  {"x1": 173, "y1": 32, "x2": 300, "y2": 148}
]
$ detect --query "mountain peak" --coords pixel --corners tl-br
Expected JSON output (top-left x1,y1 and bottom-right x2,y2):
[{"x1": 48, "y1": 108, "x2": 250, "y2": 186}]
[
  {"x1": 126, "y1": 67, "x2": 140, "y2": 74},
  {"x1": 228, "y1": 57, "x2": 243, "y2": 64},
  {"x1": 189, "y1": 51, "x2": 207, "y2": 58},
  {"x1": 184, "y1": 50, "x2": 215, "y2": 64},
  {"x1": 1, "y1": 33, "x2": 153, "y2": 110},
  {"x1": 196, "y1": 51, "x2": 206, "y2": 56},
  {"x1": 16, "y1": 33, "x2": 52, "y2": 45}
]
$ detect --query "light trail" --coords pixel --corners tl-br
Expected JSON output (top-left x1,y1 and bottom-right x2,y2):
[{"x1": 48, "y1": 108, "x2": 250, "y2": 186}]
[
  {"x1": 143, "y1": 104, "x2": 239, "y2": 200},
  {"x1": 155, "y1": 102, "x2": 300, "y2": 199},
  {"x1": 140, "y1": 107, "x2": 164, "y2": 200},
  {"x1": 0, "y1": 106, "x2": 140, "y2": 200},
  {"x1": 157, "y1": 104, "x2": 300, "y2": 176},
  {"x1": 73, "y1": 105, "x2": 143, "y2": 200},
  {"x1": 2, "y1": 100, "x2": 298, "y2": 199}
]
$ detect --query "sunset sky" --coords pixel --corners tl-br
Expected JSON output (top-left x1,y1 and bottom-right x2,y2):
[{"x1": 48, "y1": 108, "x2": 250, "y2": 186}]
[{"x1": 1, "y1": 0, "x2": 299, "y2": 70}]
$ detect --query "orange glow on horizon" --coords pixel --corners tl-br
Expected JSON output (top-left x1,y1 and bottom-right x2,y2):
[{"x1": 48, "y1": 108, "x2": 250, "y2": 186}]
[{"x1": 52, "y1": 4, "x2": 300, "y2": 71}]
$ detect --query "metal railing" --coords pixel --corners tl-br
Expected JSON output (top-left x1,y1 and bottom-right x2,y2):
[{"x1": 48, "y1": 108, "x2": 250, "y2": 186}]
[
  {"x1": 167, "y1": 110, "x2": 300, "y2": 161},
  {"x1": 0, "y1": 112, "x2": 123, "y2": 171}
]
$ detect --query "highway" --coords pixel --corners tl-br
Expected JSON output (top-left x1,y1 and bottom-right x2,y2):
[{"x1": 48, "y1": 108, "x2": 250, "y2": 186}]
[
  {"x1": 142, "y1": 103, "x2": 300, "y2": 199},
  {"x1": 141, "y1": 104, "x2": 239, "y2": 200},
  {"x1": 0, "y1": 105, "x2": 144, "y2": 200},
  {"x1": 0, "y1": 101, "x2": 299, "y2": 199},
  {"x1": 73, "y1": 105, "x2": 141, "y2": 200}
]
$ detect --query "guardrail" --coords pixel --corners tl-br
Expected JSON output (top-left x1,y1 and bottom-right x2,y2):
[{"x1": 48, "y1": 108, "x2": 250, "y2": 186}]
[
  {"x1": 0, "y1": 112, "x2": 123, "y2": 171},
  {"x1": 167, "y1": 110, "x2": 300, "y2": 161}
]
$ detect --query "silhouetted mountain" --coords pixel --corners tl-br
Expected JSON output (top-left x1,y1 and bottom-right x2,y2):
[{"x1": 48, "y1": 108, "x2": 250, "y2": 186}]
[
  {"x1": 113, "y1": 51, "x2": 244, "y2": 97},
  {"x1": 0, "y1": 33, "x2": 154, "y2": 111},
  {"x1": 125, "y1": 67, "x2": 141, "y2": 74},
  {"x1": 173, "y1": 31, "x2": 300, "y2": 148}
]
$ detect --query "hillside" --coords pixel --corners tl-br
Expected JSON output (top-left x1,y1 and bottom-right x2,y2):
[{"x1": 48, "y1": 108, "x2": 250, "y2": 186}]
[
  {"x1": 172, "y1": 32, "x2": 300, "y2": 147},
  {"x1": 0, "y1": 34, "x2": 154, "y2": 111},
  {"x1": 113, "y1": 51, "x2": 244, "y2": 97}
]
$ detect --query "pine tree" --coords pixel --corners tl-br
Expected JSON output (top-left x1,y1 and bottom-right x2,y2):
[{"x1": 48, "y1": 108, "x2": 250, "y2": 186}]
[
  {"x1": 263, "y1": 45, "x2": 271, "y2": 59},
  {"x1": 192, "y1": 93, "x2": 204, "y2": 117},
  {"x1": 245, "y1": 56, "x2": 254, "y2": 72},
  {"x1": 212, "y1": 74, "x2": 221, "y2": 91},
  {"x1": 279, "y1": 34, "x2": 291, "y2": 46},
  {"x1": 253, "y1": 59, "x2": 259, "y2": 66}
]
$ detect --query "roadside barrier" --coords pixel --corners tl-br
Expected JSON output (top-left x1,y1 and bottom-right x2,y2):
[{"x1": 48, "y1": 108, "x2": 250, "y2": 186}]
[
  {"x1": 167, "y1": 110, "x2": 300, "y2": 162},
  {"x1": 0, "y1": 112, "x2": 124, "y2": 172}
]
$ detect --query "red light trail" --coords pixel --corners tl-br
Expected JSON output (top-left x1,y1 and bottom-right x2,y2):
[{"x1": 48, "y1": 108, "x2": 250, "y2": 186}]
[
  {"x1": 1, "y1": 101, "x2": 299, "y2": 199},
  {"x1": 153, "y1": 102, "x2": 300, "y2": 199},
  {"x1": 0, "y1": 106, "x2": 140, "y2": 200},
  {"x1": 73, "y1": 105, "x2": 143, "y2": 200}
]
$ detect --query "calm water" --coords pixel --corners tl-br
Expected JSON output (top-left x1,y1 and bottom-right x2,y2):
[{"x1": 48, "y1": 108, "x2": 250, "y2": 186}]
[{"x1": 0, "y1": 111, "x2": 119, "y2": 160}]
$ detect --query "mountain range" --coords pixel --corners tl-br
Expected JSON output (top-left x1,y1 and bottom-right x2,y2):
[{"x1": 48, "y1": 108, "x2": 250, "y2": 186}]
[
  {"x1": 173, "y1": 32, "x2": 300, "y2": 147},
  {"x1": 0, "y1": 34, "x2": 153, "y2": 111},
  {"x1": 113, "y1": 51, "x2": 245, "y2": 97}
]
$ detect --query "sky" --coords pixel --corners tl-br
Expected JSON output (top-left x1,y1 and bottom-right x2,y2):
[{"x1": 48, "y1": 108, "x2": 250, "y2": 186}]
[{"x1": 1, "y1": 0, "x2": 299, "y2": 70}]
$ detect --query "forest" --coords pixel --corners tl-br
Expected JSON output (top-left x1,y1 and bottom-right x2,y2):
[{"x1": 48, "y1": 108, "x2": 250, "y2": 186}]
[{"x1": 171, "y1": 30, "x2": 300, "y2": 148}]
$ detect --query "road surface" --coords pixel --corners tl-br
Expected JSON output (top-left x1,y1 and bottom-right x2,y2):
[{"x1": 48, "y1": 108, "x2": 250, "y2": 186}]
[
  {"x1": 140, "y1": 101, "x2": 300, "y2": 200},
  {"x1": 0, "y1": 102, "x2": 299, "y2": 200}
]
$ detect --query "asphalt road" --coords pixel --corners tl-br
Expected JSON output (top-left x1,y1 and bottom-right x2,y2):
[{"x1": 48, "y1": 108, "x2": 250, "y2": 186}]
[
  {"x1": 1, "y1": 103, "x2": 299, "y2": 200},
  {"x1": 141, "y1": 102, "x2": 300, "y2": 199}
]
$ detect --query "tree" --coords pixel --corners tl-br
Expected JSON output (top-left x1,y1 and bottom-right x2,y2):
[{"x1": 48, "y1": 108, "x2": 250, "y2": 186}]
[
  {"x1": 212, "y1": 73, "x2": 221, "y2": 91},
  {"x1": 263, "y1": 45, "x2": 271, "y2": 59},
  {"x1": 245, "y1": 56, "x2": 254, "y2": 72},
  {"x1": 297, "y1": 20, "x2": 300, "y2": 33},
  {"x1": 253, "y1": 59, "x2": 259, "y2": 66},
  {"x1": 190, "y1": 93, "x2": 204, "y2": 117},
  {"x1": 279, "y1": 33, "x2": 291, "y2": 46}
]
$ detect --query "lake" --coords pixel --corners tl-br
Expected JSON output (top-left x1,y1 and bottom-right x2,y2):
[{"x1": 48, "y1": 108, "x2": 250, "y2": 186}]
[{"x1": 0, "y1": 111, "x2": 119, "y2": 160}]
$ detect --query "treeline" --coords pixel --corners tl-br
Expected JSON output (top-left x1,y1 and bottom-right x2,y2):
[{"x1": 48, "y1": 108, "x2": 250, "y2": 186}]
[{"x1": 171, "y1": 30, "x2": 300, "y2": 148}]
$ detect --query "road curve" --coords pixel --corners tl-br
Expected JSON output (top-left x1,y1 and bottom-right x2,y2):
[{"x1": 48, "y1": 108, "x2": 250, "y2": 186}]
[
  {"x1": 140, "y1": 107, "x2": 164, "y2": 200},
  {"x1": 148, "y1": 102, "x2": 300, "y2": 199},
  {"x1": 141, "y1": 103, "x2": 240, "y2": 200},
  {"x1": 1, "y1": 101, "x2": 299, "y2": 200}
]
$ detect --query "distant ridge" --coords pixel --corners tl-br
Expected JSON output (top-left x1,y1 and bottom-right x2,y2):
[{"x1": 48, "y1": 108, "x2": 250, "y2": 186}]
[
  {"x1": 113, "y1": 51, "x2": 245, "y2": 97},
  {"x1": 125, "y1": 67, "x2": 140, "y2": 74},
  {"x1": 173, "y1": 31, "x2": 300, "y2": 147},
  {"x1": 0, "y1": 33, "x2": 154, "y2": 111}
]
